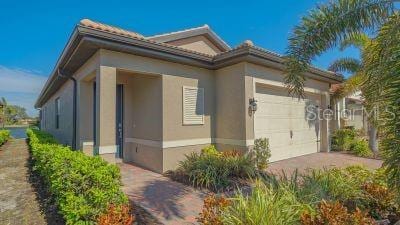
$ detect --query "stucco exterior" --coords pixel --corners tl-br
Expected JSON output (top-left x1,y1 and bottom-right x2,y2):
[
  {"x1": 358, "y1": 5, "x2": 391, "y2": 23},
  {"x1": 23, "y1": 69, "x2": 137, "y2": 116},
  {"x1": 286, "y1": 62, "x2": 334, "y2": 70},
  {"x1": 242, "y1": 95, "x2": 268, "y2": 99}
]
[
  {"x1": 37, "y1": 19, "x2": 342, "y2": 173},
  {"x1": 40, "y1": 80, "x2": 74, "y2": 146}
]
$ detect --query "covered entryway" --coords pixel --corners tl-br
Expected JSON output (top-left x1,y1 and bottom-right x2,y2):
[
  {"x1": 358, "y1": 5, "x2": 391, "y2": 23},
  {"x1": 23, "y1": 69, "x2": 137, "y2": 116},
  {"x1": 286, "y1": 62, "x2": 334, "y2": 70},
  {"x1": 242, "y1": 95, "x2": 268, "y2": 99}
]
[{"x1": 254, "y1": 83, "x2": 322, "y2": 162}]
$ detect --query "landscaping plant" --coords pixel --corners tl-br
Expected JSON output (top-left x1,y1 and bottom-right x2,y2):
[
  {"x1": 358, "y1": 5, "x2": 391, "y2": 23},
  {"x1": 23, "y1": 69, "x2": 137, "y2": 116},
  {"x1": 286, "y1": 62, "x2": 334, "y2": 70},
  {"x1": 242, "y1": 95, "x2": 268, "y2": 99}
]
[
  {"x1": 198, "y1": 166, "x2": 400, "y2": 224},
  {"x1": 174, "y1": 145, "x2": 256, "y2": 191},
  {"x1": 222, "y1": 181, "x2": 311, "y2": 225},
  {"x1": 197, "y1": 194, "x2": 230, "y2": 225},
  {"x1": 252, "y1": 138, "x2": 271, "y2": 170},
  {"x1": 350, "y1": 138, "x2": 373, "y2": 157},
  {"x1": 26, "y1": 128, "x2": 129, "y2": 225},
  {"x1": 331, "y1": 128, "x2": 357, "y2": 151},
  {"x1": 300, "y1": 200, "x2": 374, "y2": 225},
  {"x1": 0, "y1": 129, "x2": 10, "y2": 146},
  {"x1": 362, "y1": 183, "x2": 399, "y2": 220},
  {"x1": 97, "y1": 204, "x2": 134, "y2": 225}
]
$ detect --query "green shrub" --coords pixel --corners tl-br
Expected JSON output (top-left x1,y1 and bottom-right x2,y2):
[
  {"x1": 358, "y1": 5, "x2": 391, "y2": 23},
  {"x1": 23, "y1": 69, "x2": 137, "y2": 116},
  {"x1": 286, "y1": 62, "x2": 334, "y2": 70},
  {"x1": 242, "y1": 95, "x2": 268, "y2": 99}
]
[
  {"x1": 26, "y1": 129, "x2": 127, "y2": 224},
  {"x1": 201, "y1": 145, "x2": 220, "y2": 156},
  {"x1": 252, "y1": 138, "x2": 271, "y2": 170},
  {"x1": 176, "y1": 148, "x2": 256, "y2": 191},
  {"x1": 0, "y1": 129, "x2": 10, "y2": 146},
  {"x1": 331, "y1": 128, "x2": 357, "y2": 151},
  {"x1": 350, "y1": 138, "x2": 373, "y2": 157},
  {"x1": 222, "y1": 181, "x2": 311, "y2": 225}
]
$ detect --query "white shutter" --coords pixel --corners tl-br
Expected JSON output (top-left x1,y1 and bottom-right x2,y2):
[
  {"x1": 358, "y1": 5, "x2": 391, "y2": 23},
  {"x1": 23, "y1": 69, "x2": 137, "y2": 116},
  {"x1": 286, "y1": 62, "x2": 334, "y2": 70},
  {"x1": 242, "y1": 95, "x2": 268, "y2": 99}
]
[{"x1": 183, "y1": 86, "x2": 204, "y2": 125}]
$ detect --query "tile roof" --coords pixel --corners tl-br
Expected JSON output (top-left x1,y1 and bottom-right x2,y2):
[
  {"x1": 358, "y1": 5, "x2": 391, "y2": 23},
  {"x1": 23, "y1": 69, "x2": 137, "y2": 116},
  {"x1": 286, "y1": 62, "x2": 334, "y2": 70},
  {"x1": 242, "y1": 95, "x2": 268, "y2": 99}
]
[
  {"x1": 78, "y1": 19, "x2": 339, "y2": 78},
  {"x1": 330, "y1": 83, "x2": 343, "y2": 93},
  {"x1": 225, "y1": 40, "x2": 340, "y2": 77},
  {"x1": 146, "y1": 24, "x2": 231, "y2": 51},
  {"x1": 79, "y1": 19, "x2": 214, "y2": 58},
  {"x1": 146, "y1": 24, "x2": 210, "y2": 39},
  {"x1": 80, "y1": 19, "x2": 144, "y2": 39}
]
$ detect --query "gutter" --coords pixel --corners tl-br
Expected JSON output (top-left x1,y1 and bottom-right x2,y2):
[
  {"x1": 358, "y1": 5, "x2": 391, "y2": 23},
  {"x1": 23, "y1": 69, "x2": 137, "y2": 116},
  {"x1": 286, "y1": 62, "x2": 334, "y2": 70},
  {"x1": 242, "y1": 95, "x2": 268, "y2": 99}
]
[{"x1": 57, "y1": 69, "x2": 77, "y2": 150}]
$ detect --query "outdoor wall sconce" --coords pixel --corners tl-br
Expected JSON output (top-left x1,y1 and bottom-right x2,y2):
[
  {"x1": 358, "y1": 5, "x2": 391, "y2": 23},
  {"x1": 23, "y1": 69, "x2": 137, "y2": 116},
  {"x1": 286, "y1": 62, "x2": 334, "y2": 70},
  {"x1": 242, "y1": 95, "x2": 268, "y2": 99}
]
[{"x1": 249, "y1": 98, "x2": 258, "y2": 113}]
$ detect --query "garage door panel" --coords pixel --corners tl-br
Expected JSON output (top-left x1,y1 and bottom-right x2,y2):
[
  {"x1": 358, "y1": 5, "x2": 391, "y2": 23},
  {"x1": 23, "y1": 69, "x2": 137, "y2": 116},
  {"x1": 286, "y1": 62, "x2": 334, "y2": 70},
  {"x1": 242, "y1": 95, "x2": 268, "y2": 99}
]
[
  {"x1": 254, "y1": 84, "x2": 321, "y2": 162},
  {"x1": 257, "y1": 103, "x2": 291, "y2": 115}
]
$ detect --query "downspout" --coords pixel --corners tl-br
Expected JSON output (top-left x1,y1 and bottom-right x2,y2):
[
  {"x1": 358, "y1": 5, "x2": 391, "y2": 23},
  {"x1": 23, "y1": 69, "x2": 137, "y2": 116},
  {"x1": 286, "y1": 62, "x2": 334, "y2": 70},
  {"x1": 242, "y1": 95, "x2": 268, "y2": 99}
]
[{"x1": 57, "y1": 69, "x2": 77, "y2": 150}]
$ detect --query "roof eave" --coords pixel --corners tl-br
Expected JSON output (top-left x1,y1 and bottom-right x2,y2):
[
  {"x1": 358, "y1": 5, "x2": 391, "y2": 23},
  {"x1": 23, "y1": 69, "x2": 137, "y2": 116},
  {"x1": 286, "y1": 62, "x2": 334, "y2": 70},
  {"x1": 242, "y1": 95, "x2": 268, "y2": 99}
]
[
  {"x1": 214, "y1": 46, "x2": 343, "y2": 83},
  {"x1": 36, "y1": 28, "x2": 343, "y2": 108},
  {"x1": 34, "y1": 28, "x2": 82, "y2": 108}
]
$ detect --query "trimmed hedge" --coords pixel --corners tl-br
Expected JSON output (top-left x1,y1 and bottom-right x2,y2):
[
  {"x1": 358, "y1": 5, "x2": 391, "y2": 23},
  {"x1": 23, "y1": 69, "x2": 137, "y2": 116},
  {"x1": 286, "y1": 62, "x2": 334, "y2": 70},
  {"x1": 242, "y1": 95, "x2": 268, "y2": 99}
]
[
  {"x1": 0, "y1": 129, "x2": 10, "y2": 146},
  {"x1": 26, "y1": 128, "x2": 128, "y2": 224}
]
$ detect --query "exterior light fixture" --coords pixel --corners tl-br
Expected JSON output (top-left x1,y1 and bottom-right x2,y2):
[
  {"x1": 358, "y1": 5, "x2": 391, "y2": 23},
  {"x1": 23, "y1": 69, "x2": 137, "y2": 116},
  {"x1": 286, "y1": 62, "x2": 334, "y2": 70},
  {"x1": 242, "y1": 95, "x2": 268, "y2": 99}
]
[{"x1": 249, "y1": 98, "x2": 258, "y2": 113}]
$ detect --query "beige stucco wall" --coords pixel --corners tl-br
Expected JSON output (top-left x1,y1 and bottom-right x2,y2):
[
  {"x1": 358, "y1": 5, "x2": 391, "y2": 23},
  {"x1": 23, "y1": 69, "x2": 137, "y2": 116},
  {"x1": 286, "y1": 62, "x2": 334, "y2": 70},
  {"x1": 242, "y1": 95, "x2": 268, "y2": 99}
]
[
  {"x1": 214, "y1": 63, "x2": 247, "y2": 141},
  {"x1": 162, "y1": 73, "x2": 215, "y2": 141},
  {"x1": 345, "y1": 102, "x2": 365, "y2": 130},
  {"x1": 40, "y1": 52, "x2": 99, "y2": 150},
  {"x1": 123, "y1": 143, "x2": 163, "y2": 173},
  {"x1": 122, "y1": 72, "x2": 163, "y2": 141},
  {"x1": 40, "y1": 48, "x2": 335, "y2": 173},
  {"x1": 166, "y1": 35, "x2": 223, "y2": 55},
  {"x1": 99, "y1": 49, "x2": 216, "y2": 142},
  {"x1": 41, "y1": 80, "x2": 74, "y2": 146}
]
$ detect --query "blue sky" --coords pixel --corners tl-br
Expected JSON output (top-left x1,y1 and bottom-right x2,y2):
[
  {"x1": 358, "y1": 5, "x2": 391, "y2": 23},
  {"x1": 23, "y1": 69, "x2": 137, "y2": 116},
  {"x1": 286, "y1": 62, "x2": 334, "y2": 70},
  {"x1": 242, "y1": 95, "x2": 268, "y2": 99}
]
[{"x1": 0, "y1": 0, "x2": 360, "y2": 116}]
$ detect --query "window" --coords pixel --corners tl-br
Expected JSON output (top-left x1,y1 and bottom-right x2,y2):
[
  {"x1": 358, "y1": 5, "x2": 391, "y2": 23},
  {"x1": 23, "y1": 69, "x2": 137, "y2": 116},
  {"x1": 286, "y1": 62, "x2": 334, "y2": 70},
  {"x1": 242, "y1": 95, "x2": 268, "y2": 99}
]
[
  {"x1": 55, "y1": 98, "x2": 60, "y2": 129},
  {"x1": 183, "y1": 86, "x2": 204, "y2": 125}
]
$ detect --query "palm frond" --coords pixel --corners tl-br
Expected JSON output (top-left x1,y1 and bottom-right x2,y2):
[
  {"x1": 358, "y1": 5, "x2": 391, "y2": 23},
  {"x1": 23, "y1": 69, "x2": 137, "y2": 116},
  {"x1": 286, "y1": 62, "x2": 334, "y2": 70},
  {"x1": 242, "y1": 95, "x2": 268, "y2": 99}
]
[
  {"x1": 328, "y1": 57, "x2": 362, "y2": 73},
  {"x1": 285, "y1": 0, "x2": 394, "y2": 98},
  {"x1": 338, "y1": 33, "x2": 371, "y2": 50},
  {"x1": 331, "y1": 72, "x2": 365, "y2": 100}
]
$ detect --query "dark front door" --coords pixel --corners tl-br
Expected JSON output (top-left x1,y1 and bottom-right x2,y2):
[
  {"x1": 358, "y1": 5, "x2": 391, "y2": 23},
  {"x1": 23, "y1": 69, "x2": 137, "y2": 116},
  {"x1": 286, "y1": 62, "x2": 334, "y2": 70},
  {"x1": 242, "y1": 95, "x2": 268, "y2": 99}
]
[{"x1": 116, "y1": 84, "x2": 124, "y2": 158}]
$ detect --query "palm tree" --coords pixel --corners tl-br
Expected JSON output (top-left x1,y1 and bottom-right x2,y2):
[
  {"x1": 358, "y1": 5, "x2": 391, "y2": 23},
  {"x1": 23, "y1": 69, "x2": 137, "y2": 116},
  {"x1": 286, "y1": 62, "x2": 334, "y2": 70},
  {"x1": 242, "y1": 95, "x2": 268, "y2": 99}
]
[
  {"x1": 327, "y1": 33, "x2": 378, "y2": 155},
  {"x1": 284, "y1": 0, "x2": 400, "y2": 188}
]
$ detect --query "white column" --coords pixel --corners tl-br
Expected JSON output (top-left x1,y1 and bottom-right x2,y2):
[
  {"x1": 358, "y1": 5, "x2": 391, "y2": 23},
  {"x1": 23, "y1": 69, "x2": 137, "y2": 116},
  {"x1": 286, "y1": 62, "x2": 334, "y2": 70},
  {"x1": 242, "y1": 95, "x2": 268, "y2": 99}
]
[{"x1": 95, "y1": 66, "x2": 117, "y2": 161}]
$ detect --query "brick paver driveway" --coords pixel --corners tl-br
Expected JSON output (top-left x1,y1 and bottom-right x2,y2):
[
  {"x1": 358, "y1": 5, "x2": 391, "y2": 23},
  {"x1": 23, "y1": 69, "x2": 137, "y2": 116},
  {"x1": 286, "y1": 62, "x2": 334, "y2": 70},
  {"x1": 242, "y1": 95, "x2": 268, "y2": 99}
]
[
  {"x1": 267, "y1": 152, "x2": 383, "y2": 175},
  {"x1": 120, "y1": 163, "x2": 207, "y2": 225}
]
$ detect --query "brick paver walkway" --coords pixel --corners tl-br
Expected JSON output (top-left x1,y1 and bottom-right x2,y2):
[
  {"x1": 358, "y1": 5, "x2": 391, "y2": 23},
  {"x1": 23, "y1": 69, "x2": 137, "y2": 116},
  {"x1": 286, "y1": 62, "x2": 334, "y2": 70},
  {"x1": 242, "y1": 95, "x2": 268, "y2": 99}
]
[
  {"x1": 267, "y1": 152, "x2": 383, "y2": 175},
  {"x1": 0, "y1": 139, "x2": 48, "y2": 225},
  {"x1": 120, "y1": 163, "x2": 208, "y2": 225}
]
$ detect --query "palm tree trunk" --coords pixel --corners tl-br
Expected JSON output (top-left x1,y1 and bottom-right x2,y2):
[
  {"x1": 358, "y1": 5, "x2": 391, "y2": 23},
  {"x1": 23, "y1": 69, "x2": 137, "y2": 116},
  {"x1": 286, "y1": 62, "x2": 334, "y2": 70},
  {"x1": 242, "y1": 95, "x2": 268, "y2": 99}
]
[{"x1": 369, "y1": 125, "x2": 378, "y2": 156}]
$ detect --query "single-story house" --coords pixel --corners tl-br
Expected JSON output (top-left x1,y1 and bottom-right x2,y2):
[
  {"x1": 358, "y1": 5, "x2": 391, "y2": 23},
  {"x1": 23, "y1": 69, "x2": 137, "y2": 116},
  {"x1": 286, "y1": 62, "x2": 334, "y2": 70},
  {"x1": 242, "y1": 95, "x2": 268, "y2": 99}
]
[{"x1": 36, "y1": 19, "x2": 343, "y2": 173}]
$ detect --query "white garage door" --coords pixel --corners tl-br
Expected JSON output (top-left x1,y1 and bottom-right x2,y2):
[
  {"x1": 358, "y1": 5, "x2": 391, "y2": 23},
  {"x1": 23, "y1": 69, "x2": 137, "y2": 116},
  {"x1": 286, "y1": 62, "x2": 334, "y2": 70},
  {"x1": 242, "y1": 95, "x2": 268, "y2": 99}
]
[{"x1": 254, "y1": 84, "x2": 321, "y2": 162}]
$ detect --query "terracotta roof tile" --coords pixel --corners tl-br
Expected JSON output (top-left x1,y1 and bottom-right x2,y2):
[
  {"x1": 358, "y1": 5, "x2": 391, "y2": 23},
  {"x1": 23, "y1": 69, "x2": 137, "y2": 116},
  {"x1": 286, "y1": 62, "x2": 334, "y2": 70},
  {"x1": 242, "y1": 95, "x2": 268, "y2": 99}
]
[
  {"x1": 330, "y1": 83, "x2": 343, "y2": 93},
  {"x1": 79, "y1": 19, "x2": 214, "y2": 58},
  {"x1": 80, "y1": 19, "x2": 144, "y2": 38},
  {"x1": 77, "y1": 19, "x2": 340, "y2": 78}
]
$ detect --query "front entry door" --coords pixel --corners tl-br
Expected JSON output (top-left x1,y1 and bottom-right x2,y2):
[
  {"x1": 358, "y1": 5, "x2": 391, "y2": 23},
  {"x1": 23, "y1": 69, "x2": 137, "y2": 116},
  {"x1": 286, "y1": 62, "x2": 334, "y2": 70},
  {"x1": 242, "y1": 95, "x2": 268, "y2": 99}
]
[{"x1": 116, "y1": 84, "x2": 124, "y2": 158}]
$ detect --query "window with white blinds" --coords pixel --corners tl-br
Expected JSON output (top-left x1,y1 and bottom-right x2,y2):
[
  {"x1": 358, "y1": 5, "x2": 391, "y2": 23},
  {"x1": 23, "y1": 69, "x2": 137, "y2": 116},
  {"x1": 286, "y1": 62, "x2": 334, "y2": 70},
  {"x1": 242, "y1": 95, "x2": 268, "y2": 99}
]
[{"x1": 183, "y1": 86, "x2": 204, "y2": 125}]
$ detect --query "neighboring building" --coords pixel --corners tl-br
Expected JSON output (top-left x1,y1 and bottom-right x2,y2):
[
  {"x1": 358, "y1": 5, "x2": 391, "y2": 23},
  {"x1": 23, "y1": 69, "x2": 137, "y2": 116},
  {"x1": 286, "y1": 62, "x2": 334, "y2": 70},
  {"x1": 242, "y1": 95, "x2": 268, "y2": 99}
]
[
  {"x1": 35, "y1": 19, "x2": 342, "y2": 173},
  {"x1": 330, "y1": 85, "x2": 368, "y2": 133}
]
